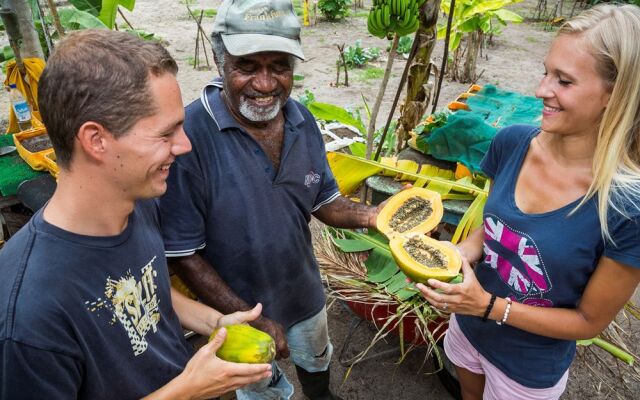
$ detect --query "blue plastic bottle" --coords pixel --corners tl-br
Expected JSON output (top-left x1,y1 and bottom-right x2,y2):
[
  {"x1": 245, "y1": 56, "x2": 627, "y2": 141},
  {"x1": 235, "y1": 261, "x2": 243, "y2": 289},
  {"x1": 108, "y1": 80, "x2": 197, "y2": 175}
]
[{"x1": 8, "y1": 83, "x2": 32, "y2": 131}]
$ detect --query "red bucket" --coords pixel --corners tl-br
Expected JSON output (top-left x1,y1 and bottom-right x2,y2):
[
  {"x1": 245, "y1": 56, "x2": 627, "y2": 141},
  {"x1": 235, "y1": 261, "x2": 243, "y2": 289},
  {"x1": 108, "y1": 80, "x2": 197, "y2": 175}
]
[{"x1": 344, "y1": 300, "x2": 448, "y2": 346}]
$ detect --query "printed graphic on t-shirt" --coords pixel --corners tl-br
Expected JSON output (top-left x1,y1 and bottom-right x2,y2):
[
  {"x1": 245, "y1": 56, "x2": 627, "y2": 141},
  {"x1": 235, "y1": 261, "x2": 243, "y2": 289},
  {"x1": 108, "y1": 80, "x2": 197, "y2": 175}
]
[
  {"x1": 304, "y1": 170, "x2": 320, "y2": 188},
  {"x1": 483, "y1": 215, "x2": 553, "y2": 307},
  {"x1": 85, "y1": 256, "x2": 161, "y2": 356}
]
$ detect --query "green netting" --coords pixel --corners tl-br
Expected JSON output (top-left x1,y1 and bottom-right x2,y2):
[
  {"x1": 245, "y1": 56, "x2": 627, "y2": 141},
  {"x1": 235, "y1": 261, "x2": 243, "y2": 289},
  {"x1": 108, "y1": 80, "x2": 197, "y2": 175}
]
[
  {"x1": 0, "y1": 134, "x2": 45, "y2": 196},
  {"x1": 414, "y1": 85, "x2": 542, "y2": 173}
]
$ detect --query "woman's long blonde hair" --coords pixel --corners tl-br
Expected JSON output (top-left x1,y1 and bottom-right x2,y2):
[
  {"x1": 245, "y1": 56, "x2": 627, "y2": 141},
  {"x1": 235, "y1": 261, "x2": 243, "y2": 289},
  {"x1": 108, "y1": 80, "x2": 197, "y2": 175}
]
[{"x1": 561, "y1": 4, "x2": 640, "y2": 242}]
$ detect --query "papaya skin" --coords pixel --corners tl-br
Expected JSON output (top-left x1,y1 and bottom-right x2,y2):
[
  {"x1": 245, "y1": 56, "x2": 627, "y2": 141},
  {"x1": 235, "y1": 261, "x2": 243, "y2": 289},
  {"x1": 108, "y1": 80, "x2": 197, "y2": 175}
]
[
  {"x1": 209, "y1": 324, "x2": 276, "y2": 364},
  {"x1": 389, "y1": 234, "x2": 462, "y2": 283}
]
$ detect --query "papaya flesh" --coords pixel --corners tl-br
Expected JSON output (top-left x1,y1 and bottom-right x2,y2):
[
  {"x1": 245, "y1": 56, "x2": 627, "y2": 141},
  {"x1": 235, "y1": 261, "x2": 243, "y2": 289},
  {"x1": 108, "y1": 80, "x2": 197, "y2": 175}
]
[
  {"x1": 376, "y1": 187, "x2": 443, "y2": 239},
  {"x1": 389, "y1": 234, "x2": 462, "y2": 283},
  {"x1": 209, "y1": 324, "x2": 275, "y2": 364}
]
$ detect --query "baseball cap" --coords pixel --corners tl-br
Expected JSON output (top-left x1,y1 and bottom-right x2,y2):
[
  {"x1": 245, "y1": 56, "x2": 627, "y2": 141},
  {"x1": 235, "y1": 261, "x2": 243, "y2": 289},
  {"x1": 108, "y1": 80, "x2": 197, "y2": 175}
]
[{"x1": 212, "y1": 0, "x2": 305, "y2": 60}]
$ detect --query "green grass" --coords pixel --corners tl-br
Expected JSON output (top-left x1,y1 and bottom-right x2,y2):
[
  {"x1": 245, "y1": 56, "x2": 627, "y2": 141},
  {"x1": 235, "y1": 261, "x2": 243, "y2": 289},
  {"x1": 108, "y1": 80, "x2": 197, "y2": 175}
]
[
  {"x1": 357, "y1": 67, "x2": 385, "y2": 81},
  {"x1": 353, "y1": 11, "x2": 369, "y2": 18},
  {"x1": 191, "y1": 8, "x2": 217, "y2": 18},
  {"x1": 526, "y1": 36, "x2": 539, "y2": 43}
]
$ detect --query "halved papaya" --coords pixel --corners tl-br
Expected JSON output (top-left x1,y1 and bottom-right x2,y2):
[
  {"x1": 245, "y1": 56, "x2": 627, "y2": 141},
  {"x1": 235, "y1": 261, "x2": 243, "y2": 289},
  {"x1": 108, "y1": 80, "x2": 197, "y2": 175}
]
[
  {"x1": 389, "y1": 234, "x2": 462, "y2": 283},
  {"x1": 376, "y1": 187, "x2": 443, "y2": 239},
  {"x1": 377, "y1": 187, "x2": 460, "y2": 282}
]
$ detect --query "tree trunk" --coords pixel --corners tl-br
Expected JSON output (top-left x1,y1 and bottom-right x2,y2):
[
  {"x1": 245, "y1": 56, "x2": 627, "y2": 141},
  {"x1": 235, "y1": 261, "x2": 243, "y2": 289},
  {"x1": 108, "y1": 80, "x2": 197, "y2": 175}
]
[
  {"x1": 365, "y1": 34, "x2": 399, "y2": 160},
  {"x1": 449, "y1": 45, "x2": 462, "y2": 82},
  {"x1": 462, "y1": 30, "x2": 482, "y2": 83},
  {"x1": 394, "y1": 0, "x2": 441, "y2": 153},
  {"x1": 10, "y1": 0, "x2": 45, "y2": 59}
]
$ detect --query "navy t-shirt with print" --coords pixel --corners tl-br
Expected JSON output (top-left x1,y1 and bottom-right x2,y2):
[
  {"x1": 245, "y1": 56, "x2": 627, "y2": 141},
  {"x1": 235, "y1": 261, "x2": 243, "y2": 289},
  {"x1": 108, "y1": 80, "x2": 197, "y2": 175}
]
[
  {"x1": 0, "y1": 200, "x2": 191, "y2": 399},
  {"x1": 158, "y1": 81, "x2": 340, "y2": 329},
  {"x1": 456, "y1": 125, "x2": 640, "y2": 388}
]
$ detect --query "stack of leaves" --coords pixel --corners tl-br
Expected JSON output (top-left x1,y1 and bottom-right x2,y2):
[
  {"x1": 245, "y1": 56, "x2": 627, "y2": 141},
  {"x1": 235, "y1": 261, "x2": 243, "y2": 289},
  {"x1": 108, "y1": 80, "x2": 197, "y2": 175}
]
[
  {"x1": 317, "y1": 153, "x2": 487, "y2": 371},
  {"x1": 316, "y1": 227, "x2": 450, "y2": 371}
]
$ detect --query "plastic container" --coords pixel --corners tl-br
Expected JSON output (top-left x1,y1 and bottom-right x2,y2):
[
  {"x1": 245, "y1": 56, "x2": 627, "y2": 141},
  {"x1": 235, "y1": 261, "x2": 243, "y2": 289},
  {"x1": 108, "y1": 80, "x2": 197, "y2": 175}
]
[
  {"x1": 8, "y1": 83, "x2": 32, "y2": 131},
  {"x1": 13, "y1": 128, "x2": 54, "y2": 172},
  {"x1": 42, "y1": 150, "x2": 59, "y2": 178}
]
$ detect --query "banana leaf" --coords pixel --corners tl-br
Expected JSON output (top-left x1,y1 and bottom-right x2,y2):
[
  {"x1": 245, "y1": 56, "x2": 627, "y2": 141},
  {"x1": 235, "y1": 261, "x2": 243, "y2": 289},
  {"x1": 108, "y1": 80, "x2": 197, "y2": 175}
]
[
  {"x1": 331, "y1": 229, "x2": 417, "y2": 300},
  {"x1": 332, "y1": 238, "x2": 375, "y2": 252},
  {"x1": 327, "y1": 152, "x2": 486, "y2": 196},
  {"x1": 99, "y1": 0, "x2": 136, "y2": 29},
  {"x1": 365, "y1": 248, "x2": 399, "y2": 283},
  {"x1": 451, "y1": 180, "x2": 489, "y2": 244}
]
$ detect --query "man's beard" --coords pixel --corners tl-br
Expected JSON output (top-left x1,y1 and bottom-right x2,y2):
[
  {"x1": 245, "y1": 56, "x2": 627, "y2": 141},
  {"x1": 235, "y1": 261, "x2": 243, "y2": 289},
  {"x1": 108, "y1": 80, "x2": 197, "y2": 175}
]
[{"x1": 239, "y1": 96, "x2": 283, "y2": 122}]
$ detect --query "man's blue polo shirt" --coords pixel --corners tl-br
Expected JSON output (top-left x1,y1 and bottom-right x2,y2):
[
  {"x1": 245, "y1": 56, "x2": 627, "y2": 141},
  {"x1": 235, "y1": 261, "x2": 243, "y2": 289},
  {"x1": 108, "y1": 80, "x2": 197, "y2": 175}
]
[{"x1": 158, "y1": 81, "x2": 340, "y2": 329}]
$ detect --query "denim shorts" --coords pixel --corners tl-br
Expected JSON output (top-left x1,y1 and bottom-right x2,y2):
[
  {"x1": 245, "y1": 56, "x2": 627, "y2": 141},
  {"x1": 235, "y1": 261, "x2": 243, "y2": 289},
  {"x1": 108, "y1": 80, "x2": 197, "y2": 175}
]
[
  {"x1": 236, "y1": 307, "x2": 333, "y2": 400},
  {"x1": 444, "y1": 314, "x2": 569, "y2": 400}
]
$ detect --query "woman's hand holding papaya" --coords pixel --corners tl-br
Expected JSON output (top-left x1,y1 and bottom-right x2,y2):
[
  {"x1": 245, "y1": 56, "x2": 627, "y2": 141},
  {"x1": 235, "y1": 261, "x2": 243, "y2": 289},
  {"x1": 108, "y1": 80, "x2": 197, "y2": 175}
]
[{"x1": 416, "y1": 259, "x2": 491, "y2": 317}]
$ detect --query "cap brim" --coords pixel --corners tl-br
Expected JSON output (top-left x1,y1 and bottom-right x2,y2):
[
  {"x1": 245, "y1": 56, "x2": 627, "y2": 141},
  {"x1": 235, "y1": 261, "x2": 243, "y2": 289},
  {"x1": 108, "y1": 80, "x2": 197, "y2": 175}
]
[{"x1": 221, "y1": 34, "x2": 305, "y2": 60}]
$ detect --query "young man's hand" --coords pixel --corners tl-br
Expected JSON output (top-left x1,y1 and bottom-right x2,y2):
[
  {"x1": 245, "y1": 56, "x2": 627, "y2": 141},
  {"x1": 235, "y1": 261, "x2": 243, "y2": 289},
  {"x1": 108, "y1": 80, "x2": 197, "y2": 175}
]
[
  {"x1": 144, "y1": 328, "x2": 272, "y2": 400},
  {"x1": 181, "y1": 328, "x2": 272, "y2": 399}
]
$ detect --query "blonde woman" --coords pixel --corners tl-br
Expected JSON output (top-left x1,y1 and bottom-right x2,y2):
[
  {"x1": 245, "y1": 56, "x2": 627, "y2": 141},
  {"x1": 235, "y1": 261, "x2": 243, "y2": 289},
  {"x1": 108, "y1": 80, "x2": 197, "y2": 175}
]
[{"x1": 417, "y1": 4, "x2": 640, "y2": 400}]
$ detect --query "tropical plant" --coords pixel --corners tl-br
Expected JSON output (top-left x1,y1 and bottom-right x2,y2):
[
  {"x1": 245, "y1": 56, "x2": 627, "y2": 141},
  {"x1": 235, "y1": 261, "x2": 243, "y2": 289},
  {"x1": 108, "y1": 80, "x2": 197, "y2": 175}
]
[
  {"x1": 341, "y1": 40, "x2": 381, "y2": 68},
  {"x1": 395, "y1": 35, "x2": 414, "y2": 55},
  {"x1": 391, "y1": 0, "x2": 441, "y2": 155},
  {"x1": 298, "y1": 89, "x2": 316, "y2": 108},
  {"x1": 1, "y1": 0, "x2": 148, "y2": 66},
  {"x1": 303, "y1": 99, "x2": 399, "y2": 158},
  {"x1": 438, "y1": 0, "x2": 524, "y2": 82},
  {"x1": 318, "y1": 0, "x2": 351, "y2": 21}
]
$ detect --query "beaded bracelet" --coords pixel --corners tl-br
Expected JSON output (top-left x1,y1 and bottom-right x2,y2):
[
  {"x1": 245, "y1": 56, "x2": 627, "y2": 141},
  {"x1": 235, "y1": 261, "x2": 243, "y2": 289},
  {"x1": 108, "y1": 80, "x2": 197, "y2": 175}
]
[
  {"x1": 482, "y1": 294, "x2": 497, "y2": 322},
  {"x1": 496, "y1": 298, "x2": 513, "y2": 326}
]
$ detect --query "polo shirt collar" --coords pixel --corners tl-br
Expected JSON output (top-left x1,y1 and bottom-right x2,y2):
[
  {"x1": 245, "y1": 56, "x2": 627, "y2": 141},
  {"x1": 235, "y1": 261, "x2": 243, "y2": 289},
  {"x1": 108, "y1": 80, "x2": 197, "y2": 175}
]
[{"x1": 201, "y1": 78, "x2": 305, "y2": 132}]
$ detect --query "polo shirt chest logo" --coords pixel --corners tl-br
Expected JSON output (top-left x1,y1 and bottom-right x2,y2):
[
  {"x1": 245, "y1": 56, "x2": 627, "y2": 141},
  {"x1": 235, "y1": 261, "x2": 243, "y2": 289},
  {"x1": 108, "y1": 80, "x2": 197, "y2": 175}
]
[{"x1": 304, "y1": 170, "x2": 320, "y2": 188}]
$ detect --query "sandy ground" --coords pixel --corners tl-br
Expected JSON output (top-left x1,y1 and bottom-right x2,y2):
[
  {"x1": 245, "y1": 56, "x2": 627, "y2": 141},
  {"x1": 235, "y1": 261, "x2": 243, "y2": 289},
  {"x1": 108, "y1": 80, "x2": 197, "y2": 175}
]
[{"x1": 1, "y1": 0, "x2": 639, "y2": 398}]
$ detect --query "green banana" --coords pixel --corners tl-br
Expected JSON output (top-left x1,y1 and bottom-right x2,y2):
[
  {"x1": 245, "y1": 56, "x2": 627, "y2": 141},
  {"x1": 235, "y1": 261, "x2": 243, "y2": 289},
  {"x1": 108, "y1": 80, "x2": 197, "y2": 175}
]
[
  {"x1": 376, "y1": 8, "x2": 385, "y2": 30},
  {"x1": 368, "y1": 8, "x2": 383, "y2": 37},
  {"x1": 399, "y1": 9, "x2": 410, "y2": 27},
  {"x1": 383, "y1": 4, "x2": 391, "y2": 27}
]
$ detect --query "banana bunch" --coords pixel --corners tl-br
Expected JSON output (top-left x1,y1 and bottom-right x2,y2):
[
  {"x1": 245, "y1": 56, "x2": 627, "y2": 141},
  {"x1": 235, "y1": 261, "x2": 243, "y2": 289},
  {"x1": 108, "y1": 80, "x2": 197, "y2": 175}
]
[{"x1": 367, "y1": 0, "x2": 426, "y2": 39}]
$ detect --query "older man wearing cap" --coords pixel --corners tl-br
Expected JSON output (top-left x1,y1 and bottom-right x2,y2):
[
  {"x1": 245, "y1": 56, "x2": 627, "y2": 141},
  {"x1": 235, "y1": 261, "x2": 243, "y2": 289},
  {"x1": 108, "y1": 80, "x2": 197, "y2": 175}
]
[{"x1": 157, "y1": 1, "x2": 382, "y2": 399}]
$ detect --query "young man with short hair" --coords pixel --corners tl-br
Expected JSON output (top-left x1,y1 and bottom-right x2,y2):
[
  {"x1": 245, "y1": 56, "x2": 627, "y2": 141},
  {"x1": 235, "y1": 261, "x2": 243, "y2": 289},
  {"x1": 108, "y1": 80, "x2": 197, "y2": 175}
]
[{"x1": 0, "y1": 29, "x2": 271, "y2": 400}]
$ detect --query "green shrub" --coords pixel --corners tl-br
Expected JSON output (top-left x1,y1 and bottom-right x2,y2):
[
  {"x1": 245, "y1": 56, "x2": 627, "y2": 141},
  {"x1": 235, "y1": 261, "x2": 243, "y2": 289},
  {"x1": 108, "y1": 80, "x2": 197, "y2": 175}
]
[
  {"x1": 342, "y1": 40, "x2": 381, "y2": 69},
  {"x1": 318, "y1": 0, "x2": 351, "y2": 21}
]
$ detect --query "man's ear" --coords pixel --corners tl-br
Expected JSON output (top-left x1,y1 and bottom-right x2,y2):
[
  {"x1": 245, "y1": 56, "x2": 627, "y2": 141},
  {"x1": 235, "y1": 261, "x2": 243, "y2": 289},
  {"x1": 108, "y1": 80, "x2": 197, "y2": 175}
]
[{"x1": 76, "y1": 121, "x2": 111, "y2": 163}]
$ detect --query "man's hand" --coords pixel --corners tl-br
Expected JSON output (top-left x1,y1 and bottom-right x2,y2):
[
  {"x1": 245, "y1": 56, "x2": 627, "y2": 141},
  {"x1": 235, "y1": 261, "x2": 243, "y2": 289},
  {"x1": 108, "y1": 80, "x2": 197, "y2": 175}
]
[
  {"x1": 150, "y1": 328, "x2": 272, "y2": 400},
  {"x1": 217, "y1": 303, "x2": 263, "y2": 327},
  {"x1": 251, "y1": 317, "x2": 289, "y2": 359}
]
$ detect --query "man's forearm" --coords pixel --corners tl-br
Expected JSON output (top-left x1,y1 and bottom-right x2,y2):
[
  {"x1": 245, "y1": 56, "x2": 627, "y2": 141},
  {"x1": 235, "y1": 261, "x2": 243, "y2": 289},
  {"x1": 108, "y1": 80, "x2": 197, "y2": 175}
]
[
  {"x1": 313, "y1": 196, "x2": 377, "y2": 229},
  {"x1": 169, "y1": 254, "x2": 252, "y2": 315},
  {"x1": 169, "y1": 254, "x2": 288, "y2": 356}
]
